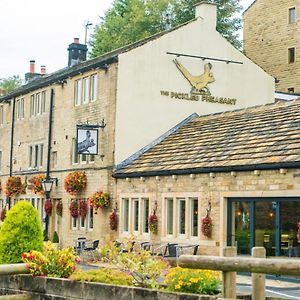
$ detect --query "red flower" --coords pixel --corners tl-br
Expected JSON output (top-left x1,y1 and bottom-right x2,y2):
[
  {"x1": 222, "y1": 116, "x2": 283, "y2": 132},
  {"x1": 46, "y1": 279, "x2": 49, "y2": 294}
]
[
  {"x1": 201, "y1": 215, "x2": 213, "y2": 238},
  {"x1": 31, "y1": 174, "x2": 45, "y2": 195},
  {"x1": 64, "y1": 172, "x2": 87, "y2": 195},
  {"x1": 44, "y1": 199, "x2": 53, "y2": 215},
  {"x1": 109, "y1": 209, "x2": 118, "y2": 231},
  {"x1": 69, "y1": 200, "x2": 79, "y2": 218},
  {"x1": 149, "y1": 212, "x2": 158, "y2": 234},
  {"x1": 89, "y1": 191, "x2": 110, "y2": 211},
  {"x1": 56, "y1": 201, "x2": 63, "y2": 217},
  {"x1": 5, "y1": 176, "x2": 26, "y2": 197},
  {"x1": 78, "y1": 199, "x2": 88, "y2": 218}
]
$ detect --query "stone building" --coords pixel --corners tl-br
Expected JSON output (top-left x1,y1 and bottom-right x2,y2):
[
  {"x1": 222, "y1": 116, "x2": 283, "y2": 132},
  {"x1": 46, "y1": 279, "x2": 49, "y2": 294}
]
[
  {"x1": 244, "y1": 0, "x2": 300, "y2": 93},
  {"x1": 0, "y1": 2, "x2": 275, "y2": 248},
  {"x1": 114, "y1": 100, "x2": 300, "y2": 257}
]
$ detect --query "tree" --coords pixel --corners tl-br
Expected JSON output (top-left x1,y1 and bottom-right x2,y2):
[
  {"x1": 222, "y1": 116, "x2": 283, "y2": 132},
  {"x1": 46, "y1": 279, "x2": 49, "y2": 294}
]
[
  {"x1": 0, "y1": 201, "x2": 43, "y2": 263},
  {"x1": 0, "y1": 75, "x2": 22, "y2": 95},
  {"x1": 90, "y1": 0, "x2": 242, "y2": 58}
]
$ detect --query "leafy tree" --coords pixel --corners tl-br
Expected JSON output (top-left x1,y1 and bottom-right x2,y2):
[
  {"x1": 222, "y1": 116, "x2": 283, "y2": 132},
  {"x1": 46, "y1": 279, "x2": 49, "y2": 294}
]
[
  {"x1": 0, "y1": 201, "x2": 43, "y2": 263},
  {"x1": 90, "y1": 0, "x2": 242, "y2": 57},
  {"x1": 0, "y1": 75, "x2": 22, "y2": 95}
]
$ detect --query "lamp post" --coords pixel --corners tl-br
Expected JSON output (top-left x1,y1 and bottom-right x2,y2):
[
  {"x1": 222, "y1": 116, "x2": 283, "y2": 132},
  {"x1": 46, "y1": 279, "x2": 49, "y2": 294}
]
[{"x1": 42, "y1": 177, "x2": 56, "y2": 237}]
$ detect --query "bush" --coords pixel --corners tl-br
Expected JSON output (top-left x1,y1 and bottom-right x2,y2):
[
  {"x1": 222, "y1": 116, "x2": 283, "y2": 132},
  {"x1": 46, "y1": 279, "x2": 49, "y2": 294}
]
[
  {"x1": 70, "y1": 268, "x2": 133, "y2": 286},
  {"x1": 164, "y1": 267, "x2": 221, "y2": 295},
  {"x1": 52, "y1": 231, "x2": 59, "y2": 243},
  {"x1": 0, "y1": 201, "x2": 43, "y2": 263},
  {"x1": 22, "y1": 242, "x2": 79, "y2": 278}
]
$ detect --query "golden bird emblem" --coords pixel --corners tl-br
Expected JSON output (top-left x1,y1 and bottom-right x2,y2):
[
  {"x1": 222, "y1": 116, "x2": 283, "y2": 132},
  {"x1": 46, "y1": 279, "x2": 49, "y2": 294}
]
[{"x1": 173, "y1": 59, "x2": 215, "y2": 94}]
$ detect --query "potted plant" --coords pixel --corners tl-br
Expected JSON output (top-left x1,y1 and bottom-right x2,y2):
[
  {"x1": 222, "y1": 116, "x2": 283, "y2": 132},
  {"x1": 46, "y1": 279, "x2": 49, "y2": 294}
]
[
  {"x1": 109, "y1": 209, "x2": 118, "y2": 231},
  {"x1": 79, "y1": 199, "x2": 88, "y2": 218},
  {"x1": 149, "y1": 211, "x2": 158, "y2": 234},
  {"x1": 56, "y1": 200, "x2": 63, "y2": 217},
  {"x1": 52, "y1": 231, "x2": 59, "y2": 250},
  {"x1": 69, "y1": 200, "x2": 79, "y2": 218},
  {"x1": 89, "y1": 191, "x2": 110, "y2": 213},
  {"x1": 31, "y1": 174, "x2": 45, "y2": 195},
  {"x1": 64, "y1": 171, "x2": 87, "y2": 196}
]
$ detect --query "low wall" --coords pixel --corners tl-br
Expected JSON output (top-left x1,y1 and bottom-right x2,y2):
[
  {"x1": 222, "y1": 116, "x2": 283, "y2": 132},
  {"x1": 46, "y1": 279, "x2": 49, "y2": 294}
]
[{"x1": 0, "y1": 275, "x2": 252, "y2": 300}]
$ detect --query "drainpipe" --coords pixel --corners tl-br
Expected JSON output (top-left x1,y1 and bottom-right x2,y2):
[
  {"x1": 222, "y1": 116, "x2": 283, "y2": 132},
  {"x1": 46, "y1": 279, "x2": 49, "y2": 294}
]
[
  {"x1": 45, "y1": 88, "x2": 54, "y2": 235},
  {"x1": 8, "y1": 97, "x2": 16, "y2": 209}
]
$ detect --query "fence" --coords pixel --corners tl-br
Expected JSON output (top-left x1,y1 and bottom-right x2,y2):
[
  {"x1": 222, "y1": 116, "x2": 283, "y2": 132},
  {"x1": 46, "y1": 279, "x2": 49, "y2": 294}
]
[{"x1": 178, "y1": 246, "x2": 300, "y2": 300}]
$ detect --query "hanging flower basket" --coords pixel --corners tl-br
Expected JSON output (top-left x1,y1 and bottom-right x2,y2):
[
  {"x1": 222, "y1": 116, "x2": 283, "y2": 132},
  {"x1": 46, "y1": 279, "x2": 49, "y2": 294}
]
[
  {"x1": 89, "y1": 191, "x2": 110, "y2": 211},
  {"x1": 31, "y1": 174, "x2": 45, "y2": 195},
  {"x1": 109, "y1": 209, "x2": 118, "y2": 231},
  {"x1": 69, "y1": 200, "x2": 79, "y2": 218},
  {"x1": 64, "y1": 171, "x2": 87, "y2": 196},
  {"x1": 149, "y1": 211, "x2": 158, "y2": 234},
  {"x1": 56, "y1": 200, "x2": 63, "y2": 217},
  {"x1": 201, "y1": 214, "x2": 213, "y2": 238},
  {"x1": 78, "y1": 199, "x2": 88, "y2": 218},
  {"x1": 297, "y1": 221, "x2": 300, "y2": 243},
  {"x1": 5, "y1": 176, "x2": 26, "y2": 197},
  {"x1": 44, "y1": 199, "x2": 53, "y2": 216},
  {"x1": 0, "y1": 209, "x2": 6, "y2": 222}
]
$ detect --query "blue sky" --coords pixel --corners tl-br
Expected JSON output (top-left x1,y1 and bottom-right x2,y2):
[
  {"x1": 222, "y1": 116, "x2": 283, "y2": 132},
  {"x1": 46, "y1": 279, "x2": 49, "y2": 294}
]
[{"x1": 0, "y1": 0, "x2": 254, "y2": 79}]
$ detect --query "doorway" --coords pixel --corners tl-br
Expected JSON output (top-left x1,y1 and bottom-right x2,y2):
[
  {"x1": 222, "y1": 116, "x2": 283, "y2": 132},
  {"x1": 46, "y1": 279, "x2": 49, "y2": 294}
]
[{"x1": 227, "y1": 198, "x2": 300, "y2": 257}]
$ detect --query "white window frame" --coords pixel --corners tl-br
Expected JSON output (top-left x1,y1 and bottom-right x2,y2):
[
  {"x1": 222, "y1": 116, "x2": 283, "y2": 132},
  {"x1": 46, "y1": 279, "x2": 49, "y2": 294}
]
[
  {"x1": 132, "y1": 198, "x2": 139, "y2": 233},
  {"x1": 190, "y1": 198, "x2": 199, "y2": 238},
  {"x1": 87, "y1": 205, "x2": 94, "y2": 231},
  {"x1": 74, "y1": 79, "x2": 82, "y2": 106},
  {"x1": 122, "y1": 198, "x2": 130, "y2": 233},
  {"x1": 289, "y1": 7, "x2": 296, "y2": 24},
  {"x1": 166, "y1": 198, "x2": 174, "y2": 236},
  {"x1": 41, "y1": 91, "x2": 47, "y2": 113},
  {"x1": 178, "y1": 198, "x2": 186, "y2": 237},
  {"x1": 30, "y1": 95, "x2": 35, "y2": 117},
  {"x1": 83, "y1": 77, "x2": 90, "y2": 104},
  {"x1": 142, "y1": 198, "x2": 150, "y2": 234},
  {"x1": 36, "y1": 93, "x2": 41, "y2": 115},
  {"x1": 91, "y1": 74, "x2": 98, "y2": 102}
]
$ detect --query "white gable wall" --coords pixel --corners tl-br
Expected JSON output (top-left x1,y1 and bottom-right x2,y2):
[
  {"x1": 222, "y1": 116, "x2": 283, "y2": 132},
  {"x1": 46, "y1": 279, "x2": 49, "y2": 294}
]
[{"x1": 115, "y1": 4, "x2": 274, "y2": 164}]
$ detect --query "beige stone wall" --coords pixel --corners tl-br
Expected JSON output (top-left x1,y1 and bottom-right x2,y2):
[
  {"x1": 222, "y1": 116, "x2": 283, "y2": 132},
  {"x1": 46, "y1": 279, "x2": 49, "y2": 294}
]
[
  {"x1": 0, "y1": 63, "x2": 118, "y2": 248},
  {"x1": 115, "y1": 168, "x2": 300, "y2": 256},
  {"x1": 244, "y1": 0, "x2": 300, "y2": 92}
]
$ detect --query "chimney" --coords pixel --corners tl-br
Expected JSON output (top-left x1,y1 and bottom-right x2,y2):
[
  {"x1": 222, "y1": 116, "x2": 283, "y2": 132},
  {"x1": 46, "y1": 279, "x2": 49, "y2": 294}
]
[
  {"x1": 195, "y1": 1, "x2": 217, "y2": 30},
  {"x1": 41, "y1": 65, "x2": 46, "y2": 75},
  {"x1": 30, "y1": 60, "x2": 35, "y2": 73},
  {"x1": 67, "y1": 38, "x2": 88, "y2": 67}
]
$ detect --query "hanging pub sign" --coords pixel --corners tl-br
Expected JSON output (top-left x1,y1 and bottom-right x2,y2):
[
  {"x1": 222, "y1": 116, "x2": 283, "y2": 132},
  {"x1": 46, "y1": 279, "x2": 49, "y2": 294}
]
[{"x1": 76, "y1": 125, "x2": 99, "y2": 155}]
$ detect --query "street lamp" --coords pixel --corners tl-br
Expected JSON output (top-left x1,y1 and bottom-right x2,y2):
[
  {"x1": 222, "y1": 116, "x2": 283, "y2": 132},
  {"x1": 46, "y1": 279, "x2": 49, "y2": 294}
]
[{"x1": 42, "y1": 177, "x2": 57, "y2": 237}]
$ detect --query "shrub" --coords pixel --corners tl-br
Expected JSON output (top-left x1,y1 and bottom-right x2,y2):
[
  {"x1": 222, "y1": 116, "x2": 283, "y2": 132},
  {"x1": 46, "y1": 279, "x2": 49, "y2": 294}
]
[
  {"x1": 164, "y1": 267, "x2": 220, "y2": 295},
  {"x1": 22, "y1": 242, "x2": 79, "y2": 278},
  {"x1": 0, "y1": 201, "x2": 43, "y2": 263},
  {"x1": 52, "y1": 231, "x2": 59, "y2": 243},
  {"x1": 99, "y1": 240, "x2": 169, "y2": 288},
  {"x1": 70, "y1": 268, "x2": 133, "y2": 286}
]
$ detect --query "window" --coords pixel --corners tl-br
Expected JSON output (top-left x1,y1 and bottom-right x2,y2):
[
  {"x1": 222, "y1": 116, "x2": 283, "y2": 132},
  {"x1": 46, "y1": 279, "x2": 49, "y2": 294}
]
[
  {"x1": 191, "y1": 198, "x2": 198, "y2": 237},
  {"x1": 166, "y1": 198, "x2": 174, "y2": 235},
  {"x1": 81, "y1": 154, "x2": 87, "y2": 163},
  {"x1": 30, "y1": 95, "x2": 35, "y2": 116},
  {"x1": 36, "y1": 93, "x2": 41, "y2": 115},
  {"x1": 288, "y1": 87, "x2": 295, "y2": 93},
  {"x1": 71, "y1": 199, "x2": 93, "y2": 231},
  {"x1": 123, "y1": 199, "x2": 130, "y2": 232},
  {"x1": 142, "y1": 198, "x2": 149, "y2": 233},
  {"x1": 83, "y1": 77, "x2": 90, "y2": 104},
  {"x1": 89, "y1": 155, "x2": 95, "y2": 163},
  {"x1": 178, "y1": 199, "x2": 186, "y2": 235},
  {"x1": 16, "y1": 98, "x2": 25, "y2": 120},
  {"x1": 0, "y1": 105, "x2": 3, "y2": 125},
  {"x1": 91, "y1": 74, "x2": 98, "y2": 101},
  {"x1": 133, "y1": 199, "x2": 139, "y2": 232},
  {"x1": 88, "y1": 206, "x2": 94, "y2": 230},
  {"x1": 75, "y1": 79, "x2": 82, "y2": 105},
  {"x1": 288, "y1": 47, "x2": 295, "y2": 64},
  {"x1": 41, "y1": 91, "x2": 47, "y2": 113},
  {"x1": 289, "y1": 7, "x2": 296, "y2": 24},
  {"x1": 28, "y1": 144, "x2": 44, "y2": 168}
]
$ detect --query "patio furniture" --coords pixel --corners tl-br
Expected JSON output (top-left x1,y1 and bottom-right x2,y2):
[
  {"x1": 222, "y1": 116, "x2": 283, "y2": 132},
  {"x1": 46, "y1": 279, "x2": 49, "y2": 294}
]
[
  {"x1": 74, "y1": 237, "x2": 87, "y2": 255},
  {"x1": 81, "y1": 240, "x2": 100, "y2": 261}
]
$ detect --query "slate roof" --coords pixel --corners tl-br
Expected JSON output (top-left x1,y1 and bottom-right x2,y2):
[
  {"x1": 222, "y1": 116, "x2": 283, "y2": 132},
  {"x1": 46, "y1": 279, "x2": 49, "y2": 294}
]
[{"x1": 114, "y1": 100, "x2": 300, "y2": 177}]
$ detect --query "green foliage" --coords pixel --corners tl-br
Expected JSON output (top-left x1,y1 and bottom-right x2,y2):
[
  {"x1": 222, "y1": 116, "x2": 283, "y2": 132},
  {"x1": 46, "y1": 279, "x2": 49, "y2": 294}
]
[
  {"x1": 0, "y1": 75, "x2": 22, "y2": 95},
  {"x1": 0, "y1": 201, "x2": 43, "y2": 264},
  {"x1": 22, "y1": 242, "x2": 80, "y2": 278},
  {"x1": 70, "y1": 268, "x2": 133, "y2": 286},
  {"x1": 99, "y1": 239, "x2": 169, "y2": 288},
  {"x1": 52, "y1": 231, "x2": 59, "y2": 243},
  {"x1": 164, "y1": 267, "x2": 221, "y2": 295},
  {"x1": 90, "y1": 0, "x2": 242, "y2": 57}
]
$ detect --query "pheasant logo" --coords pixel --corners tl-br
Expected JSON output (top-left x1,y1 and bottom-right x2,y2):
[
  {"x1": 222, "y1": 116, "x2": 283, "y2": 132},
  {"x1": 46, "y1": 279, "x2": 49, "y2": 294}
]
[{"x1": 173, "y1": 59, "x2": 215, "y2": 95}]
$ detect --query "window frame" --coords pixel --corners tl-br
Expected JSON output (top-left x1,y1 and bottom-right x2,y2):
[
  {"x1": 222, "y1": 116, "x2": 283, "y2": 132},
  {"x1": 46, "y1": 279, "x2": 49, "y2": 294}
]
[
  {"x1": 289, "y1": 7, "x2": 296, "y2": 24},
  {"x1": 74, "y1": 79, "x2": 82, "y2": 106},
  {"x1": 83, "y1": 77, "x2": 90, "y2": 104},
  {"x1": 288, "y1": 47, "x2": 295, "y2": 64},
  {"x1": 91, "y1": 74, "x2": 98, "y2": 102}
]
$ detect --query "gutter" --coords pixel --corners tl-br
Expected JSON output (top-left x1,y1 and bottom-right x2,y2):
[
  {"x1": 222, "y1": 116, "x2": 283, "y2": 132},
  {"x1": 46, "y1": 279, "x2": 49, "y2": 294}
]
[{"x1": 113, "y1": 161, "x2": 300, "y2": 178}]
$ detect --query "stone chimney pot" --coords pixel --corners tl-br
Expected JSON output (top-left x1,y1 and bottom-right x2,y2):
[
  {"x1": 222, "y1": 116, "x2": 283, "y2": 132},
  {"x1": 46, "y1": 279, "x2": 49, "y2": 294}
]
[{"x1": 195, "y1": 1, "x2": 217, "y2": 29}]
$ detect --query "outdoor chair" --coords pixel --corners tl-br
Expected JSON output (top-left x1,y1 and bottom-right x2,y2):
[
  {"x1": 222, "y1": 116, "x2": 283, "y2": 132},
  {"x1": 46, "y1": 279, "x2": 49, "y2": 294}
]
[
  {"x1": 74, "y1": 237, "x2": 87, "y2": 255},
  {"x1": 162, "y1": 243, "x2": 178, "y2": 258},
  {"x1": 81, "y1": 240, "x2": 100, "y2": 261}
]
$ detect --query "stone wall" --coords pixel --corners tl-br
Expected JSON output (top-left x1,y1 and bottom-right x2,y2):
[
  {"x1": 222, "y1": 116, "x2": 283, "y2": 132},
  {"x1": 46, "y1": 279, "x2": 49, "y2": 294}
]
[
  {"x1": 244, "y1": 0, "x2": 300, "y2": 92},
  {"x1": 115, "y1": 168, "x2": 300, "y2": 255}
]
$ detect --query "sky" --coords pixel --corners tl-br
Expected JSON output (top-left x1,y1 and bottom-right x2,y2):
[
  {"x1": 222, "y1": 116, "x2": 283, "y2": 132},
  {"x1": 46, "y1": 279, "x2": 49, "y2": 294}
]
[{"x1": 0, "y1": 0, "x2": 254, "y2": 80}]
